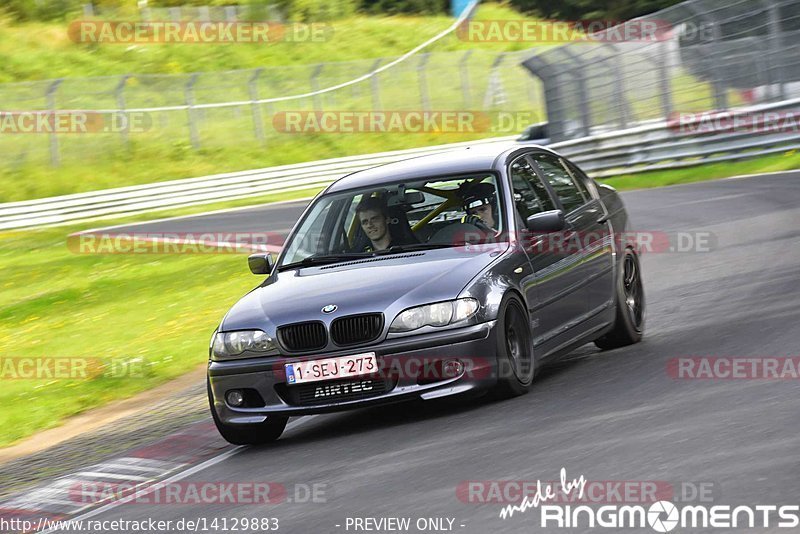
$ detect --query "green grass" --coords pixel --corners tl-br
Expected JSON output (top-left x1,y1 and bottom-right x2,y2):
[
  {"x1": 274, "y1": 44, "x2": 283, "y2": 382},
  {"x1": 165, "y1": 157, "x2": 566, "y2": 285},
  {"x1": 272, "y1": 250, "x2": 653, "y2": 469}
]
[
  {"x1": 1, "y1": 149, "x2": 798, "y2": 448},
  {"x1": 601, "y1": 149, "x2": 800, "y2": 190},
  {"x1": 0, "y1": 130, "x2": 524, "y2": 202},
  {"x1": 0, "y1": 3, "x2": 553, "y2": 202},
  {"x1": 0, "y1": 4, "x2": 531, "y2": 82},
  {"x1": 0, "y1": 226, "x2": 256, "y2": 446}
]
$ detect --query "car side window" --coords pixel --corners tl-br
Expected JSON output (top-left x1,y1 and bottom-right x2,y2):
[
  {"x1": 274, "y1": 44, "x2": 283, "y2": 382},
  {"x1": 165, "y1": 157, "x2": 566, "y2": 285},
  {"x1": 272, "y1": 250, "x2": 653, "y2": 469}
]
[
  {"x1": 508, "y1": 156, "x2": 555, "y2": 222},
  {"x1": 562, "y1": 159, "x2": 595, "y2": 200},
  {"x1": 530, "y1": 153, "x2": 586, "y2": 213}
]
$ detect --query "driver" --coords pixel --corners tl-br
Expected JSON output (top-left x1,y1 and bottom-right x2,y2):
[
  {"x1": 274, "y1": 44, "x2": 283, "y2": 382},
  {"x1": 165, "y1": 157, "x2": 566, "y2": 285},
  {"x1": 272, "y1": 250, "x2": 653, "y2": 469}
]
[
  {"x1": 354, "y1": 196, "x2": 396, "y2": 252},
  {"x1": 460, "y1": 182, "x2": 498, "y2": 233}
]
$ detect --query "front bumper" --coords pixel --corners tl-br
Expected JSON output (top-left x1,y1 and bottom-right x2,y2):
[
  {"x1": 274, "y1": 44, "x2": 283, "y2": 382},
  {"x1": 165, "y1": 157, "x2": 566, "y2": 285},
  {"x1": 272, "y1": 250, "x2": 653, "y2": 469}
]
[{"x1": 208, "y1": 321, "x2": 498, "y2": 424}]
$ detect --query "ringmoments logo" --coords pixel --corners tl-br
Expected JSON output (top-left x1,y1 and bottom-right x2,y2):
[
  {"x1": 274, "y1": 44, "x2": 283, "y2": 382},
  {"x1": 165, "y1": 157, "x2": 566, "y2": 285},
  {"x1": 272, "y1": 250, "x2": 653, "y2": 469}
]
[{"x1": 499, "y1": 468, "x2": 800, "y2": 531}]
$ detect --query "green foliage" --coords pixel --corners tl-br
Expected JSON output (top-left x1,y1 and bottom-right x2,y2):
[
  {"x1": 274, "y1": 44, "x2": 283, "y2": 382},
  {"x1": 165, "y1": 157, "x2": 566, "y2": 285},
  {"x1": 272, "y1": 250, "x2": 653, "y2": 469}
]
[
  {"x1": 359, "y1": 0, "x2": 448, "y2": 16},
  {"x1": 508, "y1": 0, "x2": 685, "y2": 20},
  {"x1": 2, "y1": 0, "x2": 81, "y2": 21},
  {"x1": 1, "y1": 0, "x2": 440, "y2": 22},
  {"x1": 278, "y1": 0, "x2": 358, "y2": 21}
]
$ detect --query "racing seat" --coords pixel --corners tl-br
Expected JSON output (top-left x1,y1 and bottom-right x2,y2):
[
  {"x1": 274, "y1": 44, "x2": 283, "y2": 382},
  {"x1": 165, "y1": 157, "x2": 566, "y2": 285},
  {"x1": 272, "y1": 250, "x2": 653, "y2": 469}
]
[{"x1": 350, "y1": 205, "x2": 420, "y2": 252}]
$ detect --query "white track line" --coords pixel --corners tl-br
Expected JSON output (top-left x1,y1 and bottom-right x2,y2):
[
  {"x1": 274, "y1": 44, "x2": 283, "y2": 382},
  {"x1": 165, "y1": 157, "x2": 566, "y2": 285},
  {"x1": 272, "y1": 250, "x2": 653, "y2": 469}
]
[{"x1": 38, "y1": 415, "x2": 318, "y2": 532}]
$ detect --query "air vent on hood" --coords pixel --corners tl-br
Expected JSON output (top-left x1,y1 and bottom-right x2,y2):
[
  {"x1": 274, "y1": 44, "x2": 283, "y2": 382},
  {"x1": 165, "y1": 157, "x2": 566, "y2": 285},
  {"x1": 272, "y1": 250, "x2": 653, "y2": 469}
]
[{"x1": 319, "y1": 253, "x2": 424, "y2": 270}]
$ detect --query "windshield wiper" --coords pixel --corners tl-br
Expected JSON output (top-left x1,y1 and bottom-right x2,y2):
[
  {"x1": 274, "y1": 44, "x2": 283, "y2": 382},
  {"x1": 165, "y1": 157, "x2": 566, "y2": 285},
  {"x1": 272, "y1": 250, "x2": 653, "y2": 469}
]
[{"x1": 277, "y1": 253, "x2": 372, "y2": 272}]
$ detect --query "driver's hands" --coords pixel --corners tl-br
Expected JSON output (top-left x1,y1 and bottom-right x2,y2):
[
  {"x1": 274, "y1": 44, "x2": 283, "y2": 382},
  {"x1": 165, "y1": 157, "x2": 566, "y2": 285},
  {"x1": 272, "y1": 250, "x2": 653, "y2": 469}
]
[{"x1": 461, "y1": 214, "x2": 484, "y2": 227}]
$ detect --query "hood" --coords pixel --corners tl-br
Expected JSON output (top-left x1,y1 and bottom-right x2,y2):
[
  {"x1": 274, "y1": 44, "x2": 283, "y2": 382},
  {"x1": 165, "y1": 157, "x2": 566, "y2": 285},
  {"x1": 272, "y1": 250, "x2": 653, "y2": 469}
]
[{"x1": 221, "y1": 247, "x2": 503, "y2": 333}]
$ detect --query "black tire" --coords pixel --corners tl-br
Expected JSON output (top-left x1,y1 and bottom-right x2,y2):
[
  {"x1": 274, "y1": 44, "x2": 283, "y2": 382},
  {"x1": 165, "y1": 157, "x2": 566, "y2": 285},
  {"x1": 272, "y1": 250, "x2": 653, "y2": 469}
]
[
  {"x1": 595, "y1": 248, "x2": 645, "y2": 350},
  {"x1": 491, "y1": 294, "x2": 535, "y2": 399},
  {"x1": 207, "y1": 380, "x2": 288, "y2": 445}
]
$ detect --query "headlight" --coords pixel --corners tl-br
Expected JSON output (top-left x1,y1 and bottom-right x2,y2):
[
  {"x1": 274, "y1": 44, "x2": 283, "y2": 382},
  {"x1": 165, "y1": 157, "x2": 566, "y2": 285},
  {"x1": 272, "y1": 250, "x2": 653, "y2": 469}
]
[
  {"x1": 211, "y1": 330, "x2": 278, "y2": 361},
  {"x1": 389, "y1": 298, "x2": 480, "y2": 333}
]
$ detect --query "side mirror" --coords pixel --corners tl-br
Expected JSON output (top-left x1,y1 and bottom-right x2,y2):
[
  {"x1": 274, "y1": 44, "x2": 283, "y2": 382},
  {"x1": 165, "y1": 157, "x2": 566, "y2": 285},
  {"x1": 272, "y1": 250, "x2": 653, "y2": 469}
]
[
  {"x1": 248, "y1": 253, "x2": 274, "y2": 275},
  {"x1": 526, "y1": 210, "x2": 565, "y2": 233}
]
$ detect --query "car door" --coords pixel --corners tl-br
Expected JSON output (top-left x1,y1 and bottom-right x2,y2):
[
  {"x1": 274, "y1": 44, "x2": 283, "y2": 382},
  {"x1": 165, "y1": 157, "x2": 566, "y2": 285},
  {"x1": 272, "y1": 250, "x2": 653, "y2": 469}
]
[
  {"x1": 529, "y1": 152, "x2": 613, "y2": 334},
  {"x1": 507, "y1": 153, "x2": 579, "y2": 351},
  {"x1": 561, "y1": 158, "x2": 616, "y2": 314}
]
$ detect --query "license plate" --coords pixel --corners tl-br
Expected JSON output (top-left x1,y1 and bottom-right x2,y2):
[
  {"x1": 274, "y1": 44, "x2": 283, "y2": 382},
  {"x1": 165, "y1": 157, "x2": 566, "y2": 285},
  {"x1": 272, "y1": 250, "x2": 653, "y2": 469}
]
[{"x1": 285, "y1": 352, "x2": 378, "y2": 385}]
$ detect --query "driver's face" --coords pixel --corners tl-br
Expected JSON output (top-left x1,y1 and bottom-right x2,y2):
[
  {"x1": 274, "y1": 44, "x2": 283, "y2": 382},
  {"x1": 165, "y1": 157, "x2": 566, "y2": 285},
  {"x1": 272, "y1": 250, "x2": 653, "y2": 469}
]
[
  {"x1": 359, "y1": 209, "x2": 388, "y2": 242},
  {"x1": 469, "y1": 204, "x2": 496, "y2": 229}
]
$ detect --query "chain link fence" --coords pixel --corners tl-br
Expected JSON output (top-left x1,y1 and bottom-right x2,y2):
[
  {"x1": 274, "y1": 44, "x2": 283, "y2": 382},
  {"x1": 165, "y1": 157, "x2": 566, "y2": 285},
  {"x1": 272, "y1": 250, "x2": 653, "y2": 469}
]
[
  {"x1": 0, "y1": 48, "x2": 546, "y2": 169},
  {"x1": 7, "y1": 0, "x2": 796, "y2": 171},
  {"x1": 522, "y1": 0, "x2": 800, "y2": 141}
]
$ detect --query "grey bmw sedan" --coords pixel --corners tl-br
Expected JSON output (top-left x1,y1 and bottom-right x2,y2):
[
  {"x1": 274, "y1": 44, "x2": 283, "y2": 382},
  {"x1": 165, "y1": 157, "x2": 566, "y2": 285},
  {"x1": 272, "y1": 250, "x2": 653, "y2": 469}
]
[{"x1": 207, "y1": 143, "x2": 645, "y2": 444}]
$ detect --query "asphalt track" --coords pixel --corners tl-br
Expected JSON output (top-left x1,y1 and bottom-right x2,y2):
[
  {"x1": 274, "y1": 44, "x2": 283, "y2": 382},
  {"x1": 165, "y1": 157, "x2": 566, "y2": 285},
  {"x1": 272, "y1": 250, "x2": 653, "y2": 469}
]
[{"x1": 57, "y1": 171, "x2": 800, "y2": 533}]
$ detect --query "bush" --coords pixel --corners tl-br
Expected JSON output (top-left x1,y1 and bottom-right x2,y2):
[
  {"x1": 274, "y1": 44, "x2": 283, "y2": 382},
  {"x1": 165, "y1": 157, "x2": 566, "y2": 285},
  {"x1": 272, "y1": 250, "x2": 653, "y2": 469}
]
[
  {"x1": 359, "y1": 0, "x2": 448, "y2": 16},
  {"x1": 269, "y1": 0, "x2": 357, "y2": 21},
  {"x1": 508, "y1": 0, "x2": 684, "y2": 20},
  {"x1": 3, "y1": 0, "x2": 82, "y2": 21},
  {"x1": 2, "y1": 0, "x2": 445, "y2": 23}
]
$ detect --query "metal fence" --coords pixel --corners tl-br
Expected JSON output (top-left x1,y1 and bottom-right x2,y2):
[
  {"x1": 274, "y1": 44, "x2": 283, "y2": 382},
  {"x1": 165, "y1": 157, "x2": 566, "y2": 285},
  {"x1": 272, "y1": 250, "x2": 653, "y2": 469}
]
[
  {"x1": 4, "y1": 0, "x2": 799, "y2": 174},
  {"x1": 522, "y1": 0, "x2": 800, "y2": 141},
  {"x1": 7, "y1": 94, "x2": 800, "y2": 230},
  {"x1": 0, "y1": 49, "x2": 546, "y2": 169}
]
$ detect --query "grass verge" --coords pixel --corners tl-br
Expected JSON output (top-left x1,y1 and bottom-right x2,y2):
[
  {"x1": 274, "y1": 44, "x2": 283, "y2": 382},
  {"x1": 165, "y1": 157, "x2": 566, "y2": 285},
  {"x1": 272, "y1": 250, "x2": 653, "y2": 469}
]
[
  {"x1": 0, "y1": 3, "x2": 548, "y2": 202},
  {"x1": 602, "y1": 150, "x2": 800, "y2": 190}
]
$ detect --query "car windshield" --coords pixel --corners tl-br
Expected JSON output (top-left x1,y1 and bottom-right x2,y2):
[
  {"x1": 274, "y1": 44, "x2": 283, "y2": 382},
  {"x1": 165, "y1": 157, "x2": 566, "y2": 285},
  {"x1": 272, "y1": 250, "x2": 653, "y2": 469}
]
[{"x1": 278, "y1": 173, "x2": 506, "y2": 269}]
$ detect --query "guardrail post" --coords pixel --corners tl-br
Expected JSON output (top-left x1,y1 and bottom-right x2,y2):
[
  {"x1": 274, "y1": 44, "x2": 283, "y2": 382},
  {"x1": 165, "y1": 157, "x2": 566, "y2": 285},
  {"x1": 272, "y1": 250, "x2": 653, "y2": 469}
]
[
  {"x1": 185, "y1": 73, "x2": 201, "y2": 149},
  {"x1": 709, "y1": 29, "x2": 728, "y2": 110},
  {"x1": 560, "y1": 48, "x2": 591, "y2": 137},
  {"x1": 418, "y1": 53, "x2": 431, "y2": 111},
  {"x1": 521, "y1": 54, "x2": 565, "y2": 139},
  {"x1": 368, "y1": 59, "x2": 382, "y2": 110},
  {"x1": 46, "y1": 79, "x2": 64, "y2": 167},
  {"x1": 249, "y1": 68, "x2": 266, "y2": 144},
  {"x1": 310, "y1": 65, "x2": 324, "y2": 111},
  {"x1": 656, "y1": 43, "x2": 673, "y2": 119},
  {"x1": 482, "y1": 54, "x2": 506, "y2": 109},
  {"x1": 604, "y1": 44, "x2": 629, "y2": 129},
  {"x1": 686, "y1": 3, "x2": 728, "y2": 110},
  {"x1": 766, "y1": 0, "x2": 786, "y2": 101},
  {"x1": 114, "y1": 74, "x2": 131, "y2": 150},
  {"x1": 459, "y1": 50, "x2": 472, "y2": 108}
]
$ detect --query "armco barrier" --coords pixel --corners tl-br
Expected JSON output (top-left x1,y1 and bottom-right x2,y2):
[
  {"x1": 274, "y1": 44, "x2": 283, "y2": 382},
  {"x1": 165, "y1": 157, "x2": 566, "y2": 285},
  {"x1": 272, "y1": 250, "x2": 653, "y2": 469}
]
[{"x1": 2, "y1": 96, "x2": 799, "y2": 231}]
